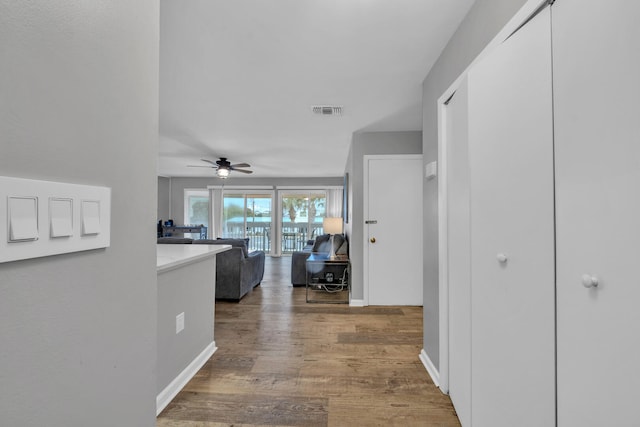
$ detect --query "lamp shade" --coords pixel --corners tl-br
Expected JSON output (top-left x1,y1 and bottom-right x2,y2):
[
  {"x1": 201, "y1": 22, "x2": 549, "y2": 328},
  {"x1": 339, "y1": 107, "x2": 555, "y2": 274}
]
[{"x1": 323, "y1": 217, "x2": 343, "y2": 235}]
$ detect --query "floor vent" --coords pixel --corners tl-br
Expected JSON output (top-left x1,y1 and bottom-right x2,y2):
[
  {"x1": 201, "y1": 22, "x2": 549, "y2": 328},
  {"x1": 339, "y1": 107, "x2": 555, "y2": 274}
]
[{"x1": 311, "y1": 105, "x2": 343, "y2": 116}]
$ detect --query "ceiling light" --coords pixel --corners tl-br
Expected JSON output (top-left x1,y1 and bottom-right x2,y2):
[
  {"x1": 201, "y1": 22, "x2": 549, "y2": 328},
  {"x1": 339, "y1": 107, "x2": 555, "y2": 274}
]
[{"x1": 216, "y1": 167, "x2": 230, "y2": 179}]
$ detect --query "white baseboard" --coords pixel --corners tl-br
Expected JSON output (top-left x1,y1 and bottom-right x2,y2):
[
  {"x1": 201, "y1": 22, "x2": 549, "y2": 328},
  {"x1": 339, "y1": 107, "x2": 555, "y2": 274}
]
[
  {"x1": 419, "y1": 348, "x2": 441, "y2": 389},
  {"x1": 156, "y1": 341, "x2": 217, "y2": 416},
  {"x1": 349, "y1": 299, "x2": 365, "y2": 307}
]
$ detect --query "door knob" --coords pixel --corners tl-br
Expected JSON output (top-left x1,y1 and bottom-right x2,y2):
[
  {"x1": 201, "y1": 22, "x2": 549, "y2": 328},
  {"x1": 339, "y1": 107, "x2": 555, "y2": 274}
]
[
  {"x1": 581, "y1": 274, "x2": 599, "y2": 288},
  {"x1": 370, "y1": 237, "x2": 376, "y2": 243},
  {"x1": 497, "y1": 253, "x2": 508, "y2": 263}
]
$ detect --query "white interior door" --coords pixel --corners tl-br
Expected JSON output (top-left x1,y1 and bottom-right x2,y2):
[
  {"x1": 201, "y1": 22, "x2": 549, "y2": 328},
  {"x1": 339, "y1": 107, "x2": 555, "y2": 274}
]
[
  {"x1": 445, "y1": 79, "x2": 471, "y2": 427},
  {"x1": 468, "y1": 7, "x2": 555, "y2": 426},
  {"x1": 553, "y1": 1, "x2": 640, "y2": 425},
  {"x1": 364, "y1": 155, "x2": 423, "y2": 306}
]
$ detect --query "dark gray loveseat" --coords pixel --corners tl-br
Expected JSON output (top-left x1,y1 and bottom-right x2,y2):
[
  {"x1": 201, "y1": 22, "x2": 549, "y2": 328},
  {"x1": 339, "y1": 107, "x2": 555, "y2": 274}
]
[
  {"x1": 290, "y1": 234, "x2": 348, "y2": 286},
  {"x1": 158, "y1": 237, "x2": 265, "y2": 301},
  {"x1": 193, "y1": 239, "x2": 265, "y2": 301}
]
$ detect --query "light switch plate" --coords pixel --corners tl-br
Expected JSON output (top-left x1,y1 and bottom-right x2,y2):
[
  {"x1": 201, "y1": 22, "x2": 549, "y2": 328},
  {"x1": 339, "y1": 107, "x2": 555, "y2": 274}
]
[{"x1": 0, "y1": 176, "x2": 110, "y2": 263}]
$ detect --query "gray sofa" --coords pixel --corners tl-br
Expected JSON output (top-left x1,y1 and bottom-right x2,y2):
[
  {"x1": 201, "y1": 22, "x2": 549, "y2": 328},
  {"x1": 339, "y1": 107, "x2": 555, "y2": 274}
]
[
  {"x1": 158, "y1": 237, "x2": 265, "y2": 301},
  {"x1": 194, "y1": 238, "x2": 265, "y2": 301},
  {"x1": 290, "y1": 234, "x2": 348, "y2": 286}
]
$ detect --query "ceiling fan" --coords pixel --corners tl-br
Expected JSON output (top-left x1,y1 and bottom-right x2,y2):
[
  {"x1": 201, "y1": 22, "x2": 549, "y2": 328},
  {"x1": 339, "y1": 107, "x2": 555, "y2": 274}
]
[{"x1": 188, "y1": 157, "x2": 253, "y2": 178}]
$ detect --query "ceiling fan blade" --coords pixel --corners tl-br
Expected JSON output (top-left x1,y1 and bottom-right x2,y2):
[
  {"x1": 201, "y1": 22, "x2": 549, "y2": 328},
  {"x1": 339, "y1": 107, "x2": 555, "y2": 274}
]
[
  {"x1": 230, "y1": 162, "x2": 250, "y2": 168},
  {"x1": 200, "y1": 158, "x2": 218, "y2": 166},
  {"x1": 232, "y1": 169, "x2": 253, "y2": 174},
  {"x1": 187, "y1": 165, "x2": 214, "y2": 168}
]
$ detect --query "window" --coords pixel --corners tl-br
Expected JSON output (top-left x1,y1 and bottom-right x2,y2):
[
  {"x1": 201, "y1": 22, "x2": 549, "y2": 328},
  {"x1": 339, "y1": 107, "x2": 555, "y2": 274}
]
[
  {"x1": 183, "y1": 190, "x2": 209, "y2": 238},
  {"x1": 208, "y1": 186, "x2": 341, "y2": 255},
  {"x1": 280, "y1": 192, "x2": 326, "y2": 254},
  {"x1": 222, "y1": 193, "x2": 273, "y2": 253}
]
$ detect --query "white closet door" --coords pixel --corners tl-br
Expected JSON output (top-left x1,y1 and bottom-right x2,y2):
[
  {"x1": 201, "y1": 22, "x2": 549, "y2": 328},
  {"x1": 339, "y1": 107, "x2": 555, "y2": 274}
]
[
  {"x1": 468, "y1": 7, "x2": 555, "y2": 427},
  {"x1": 554, "y1": 1, "x2": 640, "y2": 425},
  {"x1": 446, "y1": 79, "x2": 471, "y2": 427}
]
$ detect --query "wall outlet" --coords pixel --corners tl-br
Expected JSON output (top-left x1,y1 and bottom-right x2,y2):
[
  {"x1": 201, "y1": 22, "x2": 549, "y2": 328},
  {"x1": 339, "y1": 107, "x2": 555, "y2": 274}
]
[{"x1": 176, "y1": 312, "x2": 185, "y2": 334}]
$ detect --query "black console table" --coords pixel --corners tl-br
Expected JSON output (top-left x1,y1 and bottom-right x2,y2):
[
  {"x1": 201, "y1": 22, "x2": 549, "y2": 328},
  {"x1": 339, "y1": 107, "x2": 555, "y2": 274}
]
[{"x1": 306, "y1": 253, "x2": 350, "y2": 304}]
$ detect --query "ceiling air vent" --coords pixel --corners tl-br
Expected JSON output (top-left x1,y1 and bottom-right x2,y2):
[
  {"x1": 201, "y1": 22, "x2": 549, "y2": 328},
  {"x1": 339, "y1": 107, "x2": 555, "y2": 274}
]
[{"x1": 311, "y1": 105, "x2": 343, "y2": 116}]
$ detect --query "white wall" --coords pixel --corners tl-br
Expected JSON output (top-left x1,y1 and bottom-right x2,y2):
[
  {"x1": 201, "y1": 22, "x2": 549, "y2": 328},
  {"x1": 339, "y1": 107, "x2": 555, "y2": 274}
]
[
  {"x1": 421, "y1": 0, "x2": 529, "y2": 371},
  {"x1": 0, "y1": 1, "x2": 159, "y2": 425},
  {"x1": 157, "y1": 255, "x2": 216, "y2": 395}
]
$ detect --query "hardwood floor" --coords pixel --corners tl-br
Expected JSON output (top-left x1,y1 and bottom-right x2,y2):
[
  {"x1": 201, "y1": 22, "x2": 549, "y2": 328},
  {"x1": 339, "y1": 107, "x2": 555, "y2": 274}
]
[{"x1": 157, "y1": 257, "x2": 460, "y2": 427}]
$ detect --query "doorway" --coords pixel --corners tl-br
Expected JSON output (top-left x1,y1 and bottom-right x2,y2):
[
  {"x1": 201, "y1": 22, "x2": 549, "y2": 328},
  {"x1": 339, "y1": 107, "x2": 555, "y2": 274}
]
[{"x1": 363, "y1": 154, "x2": 423, "y2": 306}]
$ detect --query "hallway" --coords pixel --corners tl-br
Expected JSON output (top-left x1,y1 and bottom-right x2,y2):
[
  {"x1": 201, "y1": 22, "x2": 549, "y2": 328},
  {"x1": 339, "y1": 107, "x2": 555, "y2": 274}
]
[{"x1": 157, "y1": 257, "x2": 459, "y2": 426}]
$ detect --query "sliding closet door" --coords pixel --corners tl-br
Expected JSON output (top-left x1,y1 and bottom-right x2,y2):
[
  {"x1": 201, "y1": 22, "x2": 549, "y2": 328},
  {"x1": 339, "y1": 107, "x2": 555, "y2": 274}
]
[
  {"x1": 554, "y1": 1, "x2": 640, "y2": 425},
  {"x1": 446, "y1": 78, "x2": 471, "y2": 427},
  {"x1": 467, "y1": 6, "x2": 555, "y2": 426}
]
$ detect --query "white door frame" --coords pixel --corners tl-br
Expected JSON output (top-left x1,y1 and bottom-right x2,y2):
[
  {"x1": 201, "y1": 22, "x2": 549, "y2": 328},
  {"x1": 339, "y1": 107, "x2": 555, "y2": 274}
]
[
  {"x1": 363, "y1": 154, "x2": 422, "y2": 306},
  {"x1": 435, "y1": 0, "x2": 548, "y2": 394}
]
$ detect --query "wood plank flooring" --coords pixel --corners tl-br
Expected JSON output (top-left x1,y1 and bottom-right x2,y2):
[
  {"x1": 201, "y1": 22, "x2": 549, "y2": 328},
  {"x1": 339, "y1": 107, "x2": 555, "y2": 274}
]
[{"x1": 157, "y1": 257, "x2": 460, "y2": 427}]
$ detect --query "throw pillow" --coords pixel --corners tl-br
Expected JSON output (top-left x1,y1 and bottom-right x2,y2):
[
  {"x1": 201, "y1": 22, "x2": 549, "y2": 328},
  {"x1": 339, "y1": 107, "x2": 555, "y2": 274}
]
[
  {"x1": 312, "y1": 234, "x2": 330, "y2": 252},
  {"x1": 313, "y1": 234, "x2": 346, "y2": 254},
  {"x1": 336, "y1": 239, "x2": 348, "y2": 255}
]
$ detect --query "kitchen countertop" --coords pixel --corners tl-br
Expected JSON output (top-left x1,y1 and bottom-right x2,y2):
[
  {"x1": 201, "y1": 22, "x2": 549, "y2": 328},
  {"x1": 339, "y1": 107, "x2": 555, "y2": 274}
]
[{"x1": 157, "y1": 244, "x2": 231, "y2": 273}]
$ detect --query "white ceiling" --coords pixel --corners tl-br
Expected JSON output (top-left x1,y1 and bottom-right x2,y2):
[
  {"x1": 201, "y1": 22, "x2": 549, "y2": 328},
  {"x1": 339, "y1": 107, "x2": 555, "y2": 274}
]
[{"x1": 159, "y1": 0, "x2": 475, "y2": 178}]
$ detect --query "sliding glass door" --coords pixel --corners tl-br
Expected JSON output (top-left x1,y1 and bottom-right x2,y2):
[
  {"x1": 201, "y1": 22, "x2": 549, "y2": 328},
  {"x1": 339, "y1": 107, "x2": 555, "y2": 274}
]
[
  {"x1": 280, "y1": 192, "x2": 326, "y2": 254},
  {"x1": 222, "y1": 192, "x2": 273, "y2": 254}
]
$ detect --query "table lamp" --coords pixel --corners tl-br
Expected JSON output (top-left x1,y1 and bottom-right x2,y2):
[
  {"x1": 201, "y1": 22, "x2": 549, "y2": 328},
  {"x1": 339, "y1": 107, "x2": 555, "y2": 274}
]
[{"x1": 323, "y1": 217, "x2": 343, "y2": 260}]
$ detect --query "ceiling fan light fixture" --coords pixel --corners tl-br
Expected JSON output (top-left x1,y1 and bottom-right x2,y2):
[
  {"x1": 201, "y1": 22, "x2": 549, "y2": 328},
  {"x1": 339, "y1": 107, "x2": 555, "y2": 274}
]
[{"x1": 216, "y1": 167, "x2": 230, "y2": 178}]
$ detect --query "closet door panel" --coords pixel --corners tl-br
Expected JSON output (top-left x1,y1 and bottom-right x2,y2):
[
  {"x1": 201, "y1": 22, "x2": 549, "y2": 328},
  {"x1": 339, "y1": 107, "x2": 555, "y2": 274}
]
[
  {"x1": 447, "y1": 78, "x2": 471, "y2": 427},
  {"x1": 468, "y1": 7, "x2": 555, "y2": 427},
  {"x1": 554, "y1": 1, "x2": 640, "y2": 425}
]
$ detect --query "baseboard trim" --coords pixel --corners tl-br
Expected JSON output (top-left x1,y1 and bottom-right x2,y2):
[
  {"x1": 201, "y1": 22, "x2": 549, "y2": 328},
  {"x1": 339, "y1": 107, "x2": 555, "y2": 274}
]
[
  {"x1": 419, "y1": 348, "x2": 441, "y2": 389},
  {"x1": 349, "y1": 299, "x2": 365, "y2": 307},
  {"x1": 156, "y1": 341, "x2": 217, "y2": 416}
]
